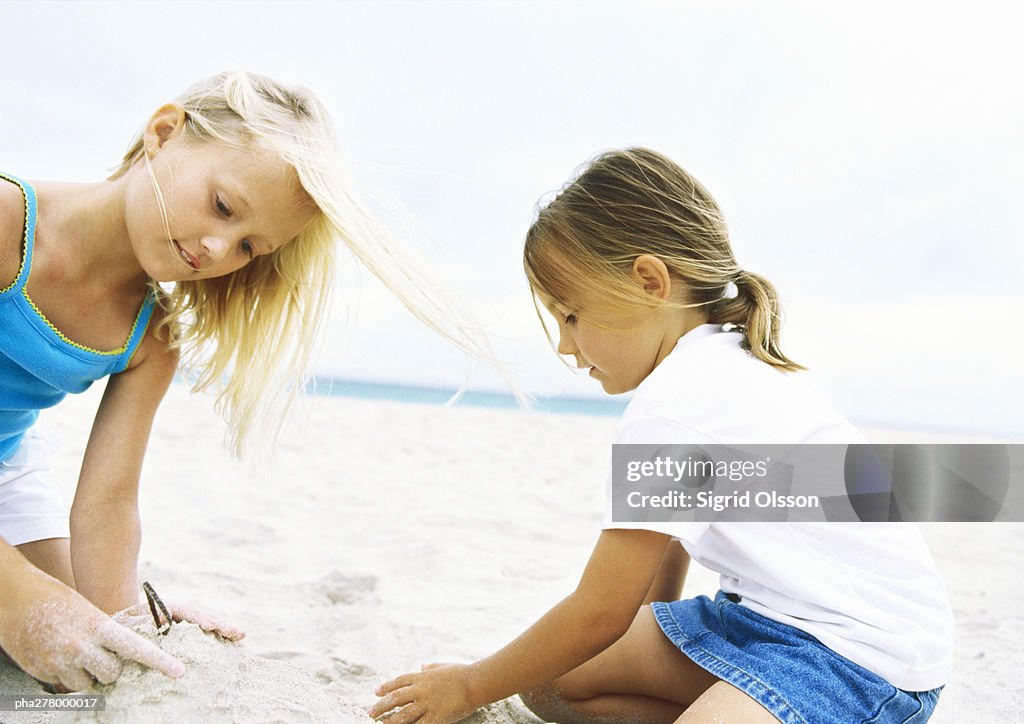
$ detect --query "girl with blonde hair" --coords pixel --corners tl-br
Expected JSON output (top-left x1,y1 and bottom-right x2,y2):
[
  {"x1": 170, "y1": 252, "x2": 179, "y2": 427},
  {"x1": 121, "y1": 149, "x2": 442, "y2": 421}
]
[
  {"x1": 371, "y1": 148, "x2": 952, "y2": 723},
  {"x1": 0, "y1": 71, "x2": 494, "y2": 691}
]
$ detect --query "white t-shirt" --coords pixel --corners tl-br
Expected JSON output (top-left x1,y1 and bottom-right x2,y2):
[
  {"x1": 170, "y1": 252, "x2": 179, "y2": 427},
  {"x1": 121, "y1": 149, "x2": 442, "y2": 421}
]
[{"x1": 602, "y1": 324, "x2": 954, "y2": 692}]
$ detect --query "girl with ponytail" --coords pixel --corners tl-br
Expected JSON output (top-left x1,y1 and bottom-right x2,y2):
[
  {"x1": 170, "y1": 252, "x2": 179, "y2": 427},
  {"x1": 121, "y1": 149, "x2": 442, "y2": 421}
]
[{"x1": 371, "y1": 148, "x2": 951, "y2": 724}]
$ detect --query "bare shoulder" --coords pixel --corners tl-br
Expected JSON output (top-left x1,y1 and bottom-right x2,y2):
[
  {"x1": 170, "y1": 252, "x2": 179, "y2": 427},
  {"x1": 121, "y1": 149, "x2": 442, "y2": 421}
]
[
  {"x1": 124, "y1": 298, "x2": 180, "y2": 375},
  {"x1": 0, "y1": 178, "x2": 28, "y2": 289}
]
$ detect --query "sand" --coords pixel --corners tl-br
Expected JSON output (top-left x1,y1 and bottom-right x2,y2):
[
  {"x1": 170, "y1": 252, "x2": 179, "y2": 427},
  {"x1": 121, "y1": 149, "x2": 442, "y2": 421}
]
[
  {"x1": 0, "y1": 382, "x2": 1021, "y2": 722},
  {"x1": 30, "y1": 622, "x2": 368, "y2": 724}
]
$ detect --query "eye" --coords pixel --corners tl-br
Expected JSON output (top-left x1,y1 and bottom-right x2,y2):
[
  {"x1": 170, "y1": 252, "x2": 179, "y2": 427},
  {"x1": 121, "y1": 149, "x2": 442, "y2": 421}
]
[
  {"x1": 241, "y1": 239, "x2": 255, "y2": 259},
  {"x1": 215, "y1": 194, "x2": 232, "y2": 217},
  {"x1": 564, "y1": 313, "x2": 578, "y2": 326}
]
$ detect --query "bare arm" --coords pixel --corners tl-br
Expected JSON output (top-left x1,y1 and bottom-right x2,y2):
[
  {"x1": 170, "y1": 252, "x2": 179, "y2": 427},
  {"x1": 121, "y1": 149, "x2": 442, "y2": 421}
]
[
  {"x1": 371, "y1": 528, "x2": 673, "y2": 721},
  {"x1": 69, "y1": 323, "x2": 178, "y2": 613},
  {"x1": 468, "y1": 529, "x2": 674, "y2": 703},
  {"x1": 642, "y1": 542, "x2": 690, "y2": 605},
  {"x1": 68, "y1": 317, "x2": 245, "y2": 641}
]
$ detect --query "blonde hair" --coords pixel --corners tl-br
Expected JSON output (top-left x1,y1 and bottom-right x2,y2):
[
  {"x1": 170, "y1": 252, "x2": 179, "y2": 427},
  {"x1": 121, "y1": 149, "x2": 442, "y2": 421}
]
[
  {"x1": 523, "y1": 147, "x2": 803, "y2": 371},
  {"x1": 112, "y1": 71, "x2": 499, "y2": 455}
]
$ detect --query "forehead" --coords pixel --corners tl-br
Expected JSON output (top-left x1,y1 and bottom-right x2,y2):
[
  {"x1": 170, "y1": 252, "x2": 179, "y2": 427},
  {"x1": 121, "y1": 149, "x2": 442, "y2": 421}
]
[
  {"x1": 527, "y1": 244, "x2": 584, "y2": 305},
  {"x1": 533, "y1": 289, "x2": 564, "y2": 316}
]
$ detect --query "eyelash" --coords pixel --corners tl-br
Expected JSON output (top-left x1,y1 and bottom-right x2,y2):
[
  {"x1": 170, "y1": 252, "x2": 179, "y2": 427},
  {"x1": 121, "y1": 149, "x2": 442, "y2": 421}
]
[
  {"x1": 564, "y1": 313, "x2": 578, "y2": 325},
  {"x1": 215, "y1": 194, "x2": 232, "y2": 217},
  {"x1": 216, "y1": 194, "x2": 254, "y2": 260}
]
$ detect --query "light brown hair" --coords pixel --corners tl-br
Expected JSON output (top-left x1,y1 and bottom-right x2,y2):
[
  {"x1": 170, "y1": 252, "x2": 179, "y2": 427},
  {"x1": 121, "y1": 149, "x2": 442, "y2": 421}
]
[{"x1": 523, "y1": 147, "x2": 803, "y2": 371}]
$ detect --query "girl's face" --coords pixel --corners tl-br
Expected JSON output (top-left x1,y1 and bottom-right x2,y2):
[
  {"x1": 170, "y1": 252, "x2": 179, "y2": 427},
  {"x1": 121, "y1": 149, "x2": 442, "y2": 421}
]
[
  {"x1": 539, "y1": 291, "x2": 675, "y2": 396},
  {"x1": 124, "y1": 112, "x2": 316, "y2": 283},
  {"x1": 534, "y1": 253, "x2": 704, "y2": 395}
]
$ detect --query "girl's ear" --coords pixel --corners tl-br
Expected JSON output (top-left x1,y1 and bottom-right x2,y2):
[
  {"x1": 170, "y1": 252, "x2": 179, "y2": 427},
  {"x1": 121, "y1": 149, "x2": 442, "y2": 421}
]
[
  {"x1": 631, "y1": 254, "x2": 673, "y2": 301},
  {"x1": 143, "y1": 103, "x2": 187, "y2": 156}
]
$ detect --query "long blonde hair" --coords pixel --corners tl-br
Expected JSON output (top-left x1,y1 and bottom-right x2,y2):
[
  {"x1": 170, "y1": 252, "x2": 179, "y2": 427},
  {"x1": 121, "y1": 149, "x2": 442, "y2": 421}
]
[
  {"x1": 523, "y1": 147, "x2": 803, "y2": 371},
  {"x1": 112, "y1": 71, "x2": 499, "y2": 455}
]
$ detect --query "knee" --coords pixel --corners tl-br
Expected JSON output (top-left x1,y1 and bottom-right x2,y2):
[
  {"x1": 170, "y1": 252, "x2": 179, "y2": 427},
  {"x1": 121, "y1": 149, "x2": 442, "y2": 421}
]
[
  {"x1": 520, "y1": 681, "x2": 580, "y2": 723},
  {"x1": 16, "y1": 538, "x2": 75, "y2": 587}
]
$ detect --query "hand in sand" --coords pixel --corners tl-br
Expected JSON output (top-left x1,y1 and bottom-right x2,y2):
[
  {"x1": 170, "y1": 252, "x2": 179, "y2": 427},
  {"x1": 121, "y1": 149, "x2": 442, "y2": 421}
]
[
  {"x1": 113, "y1": 601, "x2": 246, "y2": 641},
  {"x1": 0, "y1": 566, "x2": 186, "y2": 692},
  {"x1": 369, "y1": 663, "x2": 478, "y2": 724}
]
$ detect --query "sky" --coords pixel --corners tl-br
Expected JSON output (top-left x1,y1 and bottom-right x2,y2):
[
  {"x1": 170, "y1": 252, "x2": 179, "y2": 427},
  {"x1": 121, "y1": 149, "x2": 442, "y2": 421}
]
[{"x1": 1, "y1": 1, "x2": 1021, "y2": 435}]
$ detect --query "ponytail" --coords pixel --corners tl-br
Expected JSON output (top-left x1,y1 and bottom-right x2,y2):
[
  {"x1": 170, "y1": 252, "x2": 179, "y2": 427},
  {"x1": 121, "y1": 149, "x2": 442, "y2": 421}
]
[
  {"x1": 708, "y1": 270, "x2": 804, "y2": 371},
  {"x1": 524, "y1": 148, "x2": 805, "y2": 373}
]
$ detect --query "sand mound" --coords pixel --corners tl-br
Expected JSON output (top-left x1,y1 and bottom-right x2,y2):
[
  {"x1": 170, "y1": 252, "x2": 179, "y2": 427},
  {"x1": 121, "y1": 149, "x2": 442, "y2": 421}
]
[{"x1": 66, "y1": 623, "x2": 371, "y2": 724}]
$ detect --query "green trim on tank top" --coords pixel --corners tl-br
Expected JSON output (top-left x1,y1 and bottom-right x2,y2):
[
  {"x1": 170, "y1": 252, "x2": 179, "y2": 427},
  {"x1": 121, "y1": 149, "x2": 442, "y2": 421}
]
[{"x1": 0, "y1": 171, "x2": 156, "y2": 357}]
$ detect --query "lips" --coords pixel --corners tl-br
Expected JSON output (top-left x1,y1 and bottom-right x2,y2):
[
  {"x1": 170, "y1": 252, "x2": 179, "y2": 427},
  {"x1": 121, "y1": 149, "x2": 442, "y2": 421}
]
[{"x1": 173, "y1": 240, "x2": 201, "y2": 271}]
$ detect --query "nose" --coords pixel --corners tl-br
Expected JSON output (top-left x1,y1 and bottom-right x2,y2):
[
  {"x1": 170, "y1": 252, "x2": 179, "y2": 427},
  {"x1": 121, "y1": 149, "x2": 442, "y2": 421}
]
[
  {"x1": 556, "y1": 321, "x2": 576, "y2": 357},
  {"x1": 200, "y1": 235, "x2": 231, "y2": 263}
]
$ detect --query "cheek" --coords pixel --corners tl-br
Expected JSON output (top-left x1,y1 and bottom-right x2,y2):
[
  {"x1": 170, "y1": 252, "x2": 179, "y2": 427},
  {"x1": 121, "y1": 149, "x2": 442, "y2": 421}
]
[
  {"x1": 207, "y1": 261, "x2": 248, "y2": 279},
  {"x1": 574, "y1": 328, "x2": 607, "y2": 360},
  {"x1": 125, "y1": 175, "x2": 167, "y2": 238}
]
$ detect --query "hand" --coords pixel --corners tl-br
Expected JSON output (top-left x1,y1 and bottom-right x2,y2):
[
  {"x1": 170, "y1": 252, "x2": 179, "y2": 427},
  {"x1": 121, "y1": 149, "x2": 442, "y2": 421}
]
[
  {"x1": 113, "y1": 601, "x2": 246, "y2": 641},
  {"x1": 369, "y1": 663, "x2": 479, "y2": 724},
  {"x1": 0, "y1": 566, "x2": 185, "y2": 691}
]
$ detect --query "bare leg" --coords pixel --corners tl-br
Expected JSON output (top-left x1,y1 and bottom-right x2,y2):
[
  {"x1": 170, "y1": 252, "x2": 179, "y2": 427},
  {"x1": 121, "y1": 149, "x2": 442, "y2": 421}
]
[
  {"x1": 521, "y1": 605, "x2": 718, "y2": 723},
  {"x1": 17, "y1": 537, "x2": 75, "y2": 588},
  {"x1": 674, "y1": 681, "x2": 778, "y2": 723}
]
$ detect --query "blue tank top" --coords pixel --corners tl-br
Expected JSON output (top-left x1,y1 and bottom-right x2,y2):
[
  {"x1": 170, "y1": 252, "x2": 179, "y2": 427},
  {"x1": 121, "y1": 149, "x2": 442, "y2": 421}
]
[{"x1": 0, "y1": 172, "x2": 157, "y2": 462}]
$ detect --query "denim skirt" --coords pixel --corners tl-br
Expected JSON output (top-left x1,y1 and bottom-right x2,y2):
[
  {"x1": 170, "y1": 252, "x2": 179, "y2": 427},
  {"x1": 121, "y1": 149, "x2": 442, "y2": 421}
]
[{"x1": 651, "y1": 592, "x2": 943, "y2": 724}]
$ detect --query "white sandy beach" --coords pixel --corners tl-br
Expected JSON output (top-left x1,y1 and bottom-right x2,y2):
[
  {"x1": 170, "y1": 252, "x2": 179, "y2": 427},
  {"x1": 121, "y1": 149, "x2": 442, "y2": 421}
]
[{"x1": 0, "y1": 381, "x2": 1021, "y2": 723}]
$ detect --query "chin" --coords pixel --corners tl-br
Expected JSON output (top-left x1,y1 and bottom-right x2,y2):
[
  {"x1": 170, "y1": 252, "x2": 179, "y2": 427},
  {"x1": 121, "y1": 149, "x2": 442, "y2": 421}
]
[
  {"x1": 145, "y1": 265, "x2": 184, "y2": 284},
  {"x1": 137, "y1": 253, "x2": 181, "y2": 284},
  {"x1": 599, "y1": 380, "x2": 632, "y2": 396}
]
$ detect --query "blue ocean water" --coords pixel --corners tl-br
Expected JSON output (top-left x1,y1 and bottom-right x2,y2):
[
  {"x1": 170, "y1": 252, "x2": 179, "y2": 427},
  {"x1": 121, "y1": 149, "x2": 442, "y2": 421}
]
[{"x1": 308, "y1": 377, "x2": 628, "y2": 417}]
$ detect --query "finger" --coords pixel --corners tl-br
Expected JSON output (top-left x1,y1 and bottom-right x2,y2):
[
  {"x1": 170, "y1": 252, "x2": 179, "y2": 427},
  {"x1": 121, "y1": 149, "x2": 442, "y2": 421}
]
[
  {"x1": 57, "y1": 667, "x2": 95, "y2": 693},
  {"x1": 113, "y1": 614, "x2": 154, "y2": 634},
  {"x1": 97, "y1": 621, "x2": 185, "y2": 678},
  {"x1": 367, "y1": 685, "x2": 417, "y2": 718},
  {"x1": 113, "y1": 602, "x2": 148, "y2": 619},
  {"x1": 385, "y1": 703, "x2": 424, "y2": 724},
  {"x1": 38, "y1": 680, "x2": 70, "y2": 695},
  {"x1": 420, "y1": 662, "x2": 452, "y2": 671},
  {"x1": 115, "y1": 613, "x2": 152, "y2": 625},
  {"x1": 83, "y1": 646, "x2": 124, "y2": 685},
  {"x1": 110, "y1": 603, "x2": 148, "y2": 625},
  {"x1": 375, "y1": 673, "x2": 417, "y2": 696},
  {"x1": 169, "y1": 603, "x2": 246, "y2": 641},
  {"x1": 111, "y1": 604, "x2": 155, "y2": 634}
]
